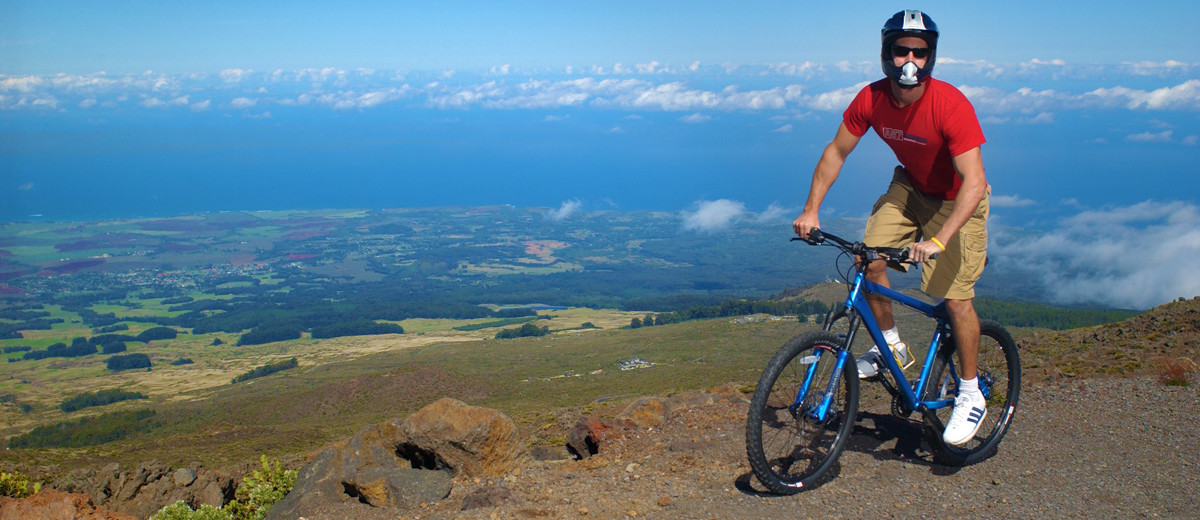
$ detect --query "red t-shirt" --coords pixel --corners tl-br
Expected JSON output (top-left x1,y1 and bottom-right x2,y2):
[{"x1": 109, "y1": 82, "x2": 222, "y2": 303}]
[{"x1": 843, "y1": 78, "x2": 986, "y2": 200}]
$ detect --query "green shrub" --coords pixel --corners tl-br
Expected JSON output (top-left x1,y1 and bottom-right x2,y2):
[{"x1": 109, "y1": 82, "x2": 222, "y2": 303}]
[
  {"x1": 0, "y1": 470, "x2": 41, "y2": 498},
  {"x1": 224, "y1": 456, "x2": 297, "y2": 520},
  {"x1": 149, "y1": 455, "x2": 295, "y2": 520},
  {"x1": 151, "y1": 501, "x2": 230, "y2": 520}
]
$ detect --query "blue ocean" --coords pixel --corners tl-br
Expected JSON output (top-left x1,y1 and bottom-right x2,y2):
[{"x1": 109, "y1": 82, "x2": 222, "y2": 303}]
[{"x1": 1, "y1": 104, "x2": 1194, "y2": 227}]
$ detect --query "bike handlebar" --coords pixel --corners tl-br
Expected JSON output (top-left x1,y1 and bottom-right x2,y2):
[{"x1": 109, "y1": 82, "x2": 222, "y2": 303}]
[{"x1": 793, "y1": 229, "x2": 935, "y2": 263}]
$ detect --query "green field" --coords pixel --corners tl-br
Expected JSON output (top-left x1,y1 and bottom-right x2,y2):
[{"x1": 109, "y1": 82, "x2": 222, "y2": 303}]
[{"x1": 0, "y1": 307, "x2": 805, "y2": 470}]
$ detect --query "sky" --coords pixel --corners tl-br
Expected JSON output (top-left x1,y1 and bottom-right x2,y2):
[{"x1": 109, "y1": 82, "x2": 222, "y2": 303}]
[{"x1": 1, "y1": 1, "x2": 1199, "y2": 308}]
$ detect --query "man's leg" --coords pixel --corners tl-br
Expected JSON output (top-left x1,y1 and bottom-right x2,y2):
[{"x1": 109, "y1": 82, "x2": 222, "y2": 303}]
[
  {"x1": 865, "y1": 259, "x2": 895, "y2": 330},
  {"x1": 942, "y1": 297, "x2": 986, "y2": 445},
  {"x1": 944, "y1": 298, "x2": 978, "y2": 380}
]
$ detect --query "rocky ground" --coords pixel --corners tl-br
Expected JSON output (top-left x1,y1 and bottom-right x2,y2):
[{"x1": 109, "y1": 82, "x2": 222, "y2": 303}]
[{"x1": 298, "y1": 373, "x2": 1199, "y2": 520}]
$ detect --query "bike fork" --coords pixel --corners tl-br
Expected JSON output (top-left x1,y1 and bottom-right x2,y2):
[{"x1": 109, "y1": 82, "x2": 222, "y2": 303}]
[{"x1": 792, "y1": 348, "x2": 850, "y2": 422}]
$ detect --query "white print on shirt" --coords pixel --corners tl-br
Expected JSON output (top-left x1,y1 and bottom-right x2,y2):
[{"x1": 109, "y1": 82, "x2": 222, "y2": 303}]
[{"x1": 882, "y1": 127, "x2": 928, "y2": 145}]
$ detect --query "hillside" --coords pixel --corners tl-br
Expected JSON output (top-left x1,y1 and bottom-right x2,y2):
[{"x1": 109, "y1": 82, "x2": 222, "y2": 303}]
[{"x1": 1, "y1": 297, "x2": 1196, "y2": 518}]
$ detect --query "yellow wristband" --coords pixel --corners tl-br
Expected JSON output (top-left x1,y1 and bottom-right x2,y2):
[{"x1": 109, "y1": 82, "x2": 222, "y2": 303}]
[{"x1": 929, "y1": 237, "x2": 946, "y2": 251}]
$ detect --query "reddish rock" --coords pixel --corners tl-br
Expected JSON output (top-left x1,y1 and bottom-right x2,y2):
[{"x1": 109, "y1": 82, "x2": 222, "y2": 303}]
[
  {"x1": 397, "y1": 397, "x2": 528, "y2": 478},
  {"x1": 566, "y1": 417, "x2": 623, "y2": 459},
  {"x1": 0, "y1": 489, "x2": 136, "y2": 520}
]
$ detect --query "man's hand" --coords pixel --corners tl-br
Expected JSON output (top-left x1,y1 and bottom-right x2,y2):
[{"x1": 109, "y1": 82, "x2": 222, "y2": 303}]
[
  {"x1": 793, "y1": 212, "x2": 821, "y2": 238},
  {"x1": 910, "y1": 239, "x2": 943, "y2": 263}
]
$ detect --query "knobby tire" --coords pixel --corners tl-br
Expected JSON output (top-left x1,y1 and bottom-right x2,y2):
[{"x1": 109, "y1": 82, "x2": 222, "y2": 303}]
[
  {"x1": 921, "y1": 319, "x2": 1020, "y2": 466},
  {"x1": 746, "y1": 331, "x2": 859, "y2": 494}
]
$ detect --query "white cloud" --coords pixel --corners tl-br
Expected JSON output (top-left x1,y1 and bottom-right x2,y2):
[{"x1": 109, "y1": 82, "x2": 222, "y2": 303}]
[
  {"x1": 680, "y1": 112, "x2": 711, "y2": 124},
  {"x1": 1183, "y1": 135, "x2": 1199, "y2": 146},
  {"x1": 220, "y1": 68, "x2": 252, "y2": 83},
  {"x1": 681, "y1": 199, "x2": 746, "y2": 232},
  {"x1": 807, "y1": 82, "x2": 868, "y2": 111},
  {"x1": 1125, "y1": 130, "x2": 1172, "y2": 143},
  {"x1": 991, "y1": 194, "x2": 1037, "y2": 208},
  {"x1": 636, "y1": 61, "x2": 663, "y2": 74},
  {"x1": 190, "y1": 99, "x2": 211, "y2": 112},
  {"x1": 1124, "y1": 60, "x2": 1192, "y2": 76},
  {"x1": 1017, "y1": 112, "x2": 1054, "y2": 124},
  {"x1": 770, "y1": 61, "x2": 823, "y2": 77},
  {"x1": 546, "y1": 199, "x2": 582, "y2": 221},
  {"x1": 230, "y1": 97, "x2": 257, "y2": 109},
  {"x1": 993, "y1": 200, "x2": 1200, "y2": 309},
  {"x1": 0, "y1": 75, "x2": 44, "y2": 92},
  {"x1": 772, "y1": 124, "x2": 793, "y2": 133},
  {"x1": 755, "y1": 202, "x2": 794, "y2": 223},
  {"x1": 1085, "y1": 79, "x2": 1200, "y2": 110}
]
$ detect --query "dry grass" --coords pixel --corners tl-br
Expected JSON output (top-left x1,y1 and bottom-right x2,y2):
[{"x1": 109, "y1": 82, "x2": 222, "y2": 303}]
[{"x1": 1158, "y1": 358, "x2": 1198, "y2": 387}]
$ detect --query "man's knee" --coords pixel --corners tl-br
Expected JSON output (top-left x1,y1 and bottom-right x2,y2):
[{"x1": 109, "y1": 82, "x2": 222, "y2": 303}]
[
  {"x1": 865, "y1": 259, "x2": 890, "y2": 282},
  {"x1": 944, "y1": 298, "x2": 977, "y2": 321}
]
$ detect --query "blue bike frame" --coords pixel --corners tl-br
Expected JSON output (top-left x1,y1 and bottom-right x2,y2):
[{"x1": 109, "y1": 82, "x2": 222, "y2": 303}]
[{"x1": 799, "y1": 268, "x2": 962, "y2": 421}]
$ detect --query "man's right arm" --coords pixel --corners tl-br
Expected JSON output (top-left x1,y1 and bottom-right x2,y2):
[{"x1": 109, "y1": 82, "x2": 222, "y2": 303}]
[{"x1": 793, "y1": 122, "x2": 862, "y2": 237}]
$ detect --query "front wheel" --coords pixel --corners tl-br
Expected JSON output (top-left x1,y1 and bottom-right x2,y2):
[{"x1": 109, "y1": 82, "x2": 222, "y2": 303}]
[
  {"x1": 921, "y1": 320, "x2": 1020, "y2": 466},
  {"x1": 746, "y1": 331, "x2": 859, "y2": 494}
]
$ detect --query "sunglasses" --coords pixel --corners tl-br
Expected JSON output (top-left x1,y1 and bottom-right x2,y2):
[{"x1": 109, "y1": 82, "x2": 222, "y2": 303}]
[{"x1": 891, "y1": 44, "x2": 931, "y2": 59}]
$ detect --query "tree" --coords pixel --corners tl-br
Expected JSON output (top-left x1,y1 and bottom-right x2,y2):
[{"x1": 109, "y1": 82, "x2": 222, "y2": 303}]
[
  {"x1": 107, "y1": 353, "x2": 151, "y2": 371},
  {"x1": 137, "y1": 327, "x2": 179, "y2": 343},
  {"x1": 495, "y1": 322, "x2": 550, "y2": 339}
]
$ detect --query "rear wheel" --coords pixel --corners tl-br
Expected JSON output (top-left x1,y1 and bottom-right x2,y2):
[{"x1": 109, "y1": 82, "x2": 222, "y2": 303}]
[
  {"x1": 921, "y1": 320, "x2": 1020, "y2": 466},
  {"x1": 746, "y1": 331, "x2": 859, "y2": 494}
]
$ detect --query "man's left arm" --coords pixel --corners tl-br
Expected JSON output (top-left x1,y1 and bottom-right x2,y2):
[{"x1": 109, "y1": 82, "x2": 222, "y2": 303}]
[{"x1": 910, "y1": 146, "x2": 987, "y2": 262}]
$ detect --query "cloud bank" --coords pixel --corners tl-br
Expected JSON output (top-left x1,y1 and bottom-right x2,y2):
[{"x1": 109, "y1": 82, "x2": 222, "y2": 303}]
[
  {"x1": 993, "y1": 200, "x2": 1200, "y2": 309},
  {"x1": 3, "y1": 61, "x2": 1198, "y2": 116}
]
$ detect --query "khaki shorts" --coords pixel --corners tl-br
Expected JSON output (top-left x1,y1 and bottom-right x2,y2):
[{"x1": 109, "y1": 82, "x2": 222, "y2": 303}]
[{"x1": 863, "y1": 167, "x2": 990, "y2": 300}]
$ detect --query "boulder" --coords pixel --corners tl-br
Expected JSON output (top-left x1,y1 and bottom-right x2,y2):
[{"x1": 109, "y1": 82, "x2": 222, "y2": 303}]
[
  {"x1": 269, "y1": 397, "x2": 527, "y2": 519},
  {"x1": 397, "y1": 397, "x2": 528, "y2": 478},
  {"x1": 265, "y1": 421, "x2": 453, "y2": 520},
  {"x1": 0, "y1": 489, "x2": 136, "y2": 520},
  {"x1": 566, "y1": 417, "x2": 622, "y2": 460}
]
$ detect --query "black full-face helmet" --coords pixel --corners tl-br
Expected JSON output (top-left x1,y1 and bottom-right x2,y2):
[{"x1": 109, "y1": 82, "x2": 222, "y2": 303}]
[{"x1": 881, "y1": 10, "x2": 939, "y2": 88}]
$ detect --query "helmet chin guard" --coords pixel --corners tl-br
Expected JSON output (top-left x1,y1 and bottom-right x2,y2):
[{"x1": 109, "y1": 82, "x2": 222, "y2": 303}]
[
  {"x1": 898, "y1": 62, "x2": 920, "y2": 87},
  {"x1": 881, "y1": 10, "x2": 939, "y2": 87}
]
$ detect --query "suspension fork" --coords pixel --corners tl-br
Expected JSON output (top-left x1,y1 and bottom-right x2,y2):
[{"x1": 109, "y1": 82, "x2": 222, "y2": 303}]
[{"x1": 790, "y1": 344, "x2": 851, "y2": 422}]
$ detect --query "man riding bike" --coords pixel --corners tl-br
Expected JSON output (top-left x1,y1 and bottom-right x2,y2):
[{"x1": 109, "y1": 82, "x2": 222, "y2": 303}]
[{"x1": 792, "y1": 10, "x2": 992, "y2": 446}]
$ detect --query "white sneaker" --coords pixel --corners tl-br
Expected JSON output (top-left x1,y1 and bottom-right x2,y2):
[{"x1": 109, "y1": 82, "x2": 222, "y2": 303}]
[
  {"x1": 855, "y1": 341, "x2": 912, "y2": 379},
  {"x1": 943, "y1": 391, "x2": 987, "y2": 446}
]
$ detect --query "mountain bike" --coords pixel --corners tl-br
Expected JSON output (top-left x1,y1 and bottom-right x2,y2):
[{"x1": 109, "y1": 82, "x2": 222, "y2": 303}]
[{"x1": 745, "y1": 229, "x2": 1020, "y2": 494}]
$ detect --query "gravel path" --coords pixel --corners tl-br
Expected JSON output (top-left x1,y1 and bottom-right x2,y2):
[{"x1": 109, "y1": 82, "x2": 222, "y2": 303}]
[{"x1": 304, "y1": 375, "x2": 1200, "y2": 520}]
